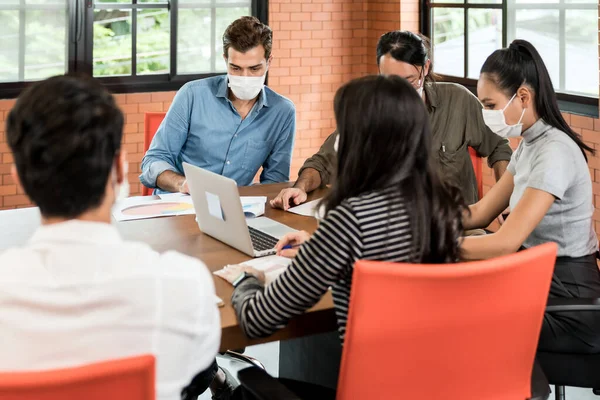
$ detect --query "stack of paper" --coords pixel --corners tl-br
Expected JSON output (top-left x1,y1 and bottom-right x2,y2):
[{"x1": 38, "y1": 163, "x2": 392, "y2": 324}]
[{"x1": 214, "y1": 255, "x2": 292, "y2": 286}]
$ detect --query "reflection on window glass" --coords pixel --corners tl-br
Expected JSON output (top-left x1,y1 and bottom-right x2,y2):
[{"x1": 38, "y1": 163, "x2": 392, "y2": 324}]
[
  {"x1": 565, "y1": 10, "x2": 598, "y2": 95},
  {"x1": 178, "y1": 9, "x2": 212, "y2": 74},
  {"x1": 0, "y1": 11, "x2": 20, "y2": 82},
  {"x1": 467, "y1": 9, "x2": 502, "y2": 79},
  {"x1": 0, "y1": 1, "x2": 67, "y2": 84},
  {"x1": 93, "y1": 9, "x2": 132, "y2": 77},
  {"x1": 215, "y1": 7, "x2": 251, "y2": 70},
  {"x1": 433, "y1": 8, "x2": 465, "y2": 77},
  {"x1": 510, "y1": 10, "x2": 560, "y2": 86},
  {"x1": 137, "y1": 8, "x2": 170, "y2": 75},
  {"x1": 24, "y1": 9, "x2": 67, "y2": 80}
]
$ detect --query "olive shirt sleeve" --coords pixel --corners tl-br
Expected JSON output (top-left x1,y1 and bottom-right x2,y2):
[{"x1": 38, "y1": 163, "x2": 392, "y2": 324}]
[
  {"x1": 462, "y1": 86, "x2": 513, "y2": 168},
  {"x1": 297, "y1": 132, "x2": 338, "y2": 187}
]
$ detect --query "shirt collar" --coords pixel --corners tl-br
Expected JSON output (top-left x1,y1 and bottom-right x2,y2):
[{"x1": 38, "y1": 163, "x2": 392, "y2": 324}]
[
  {"x1": 30, "y1": 220, "x2": 122, "y2": 246},
  {"x1": 216, "y1": 74, "x2": 270, "y2": 109},
  {"x1": 522, "y1": 118, "x2": 552, "y2": 143},
  {"x1": 424, "y1": 83, "x2": 437, "y2": 110}
]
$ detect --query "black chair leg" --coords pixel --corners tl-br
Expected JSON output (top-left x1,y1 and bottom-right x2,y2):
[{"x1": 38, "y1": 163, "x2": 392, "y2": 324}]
[{"x1": 555, "y1": 385, "x2": 566, "y2": 400}]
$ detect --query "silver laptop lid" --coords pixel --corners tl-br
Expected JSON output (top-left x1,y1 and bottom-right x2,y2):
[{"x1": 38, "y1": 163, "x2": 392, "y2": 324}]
[{"x1": 182, "y1": 162, "x2": 255, "y2": 257}]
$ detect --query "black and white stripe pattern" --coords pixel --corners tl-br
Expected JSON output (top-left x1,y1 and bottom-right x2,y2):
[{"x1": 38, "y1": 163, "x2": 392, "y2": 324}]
[{"x1": 232, "y1": 188, "x2": 414, "y2": 343}]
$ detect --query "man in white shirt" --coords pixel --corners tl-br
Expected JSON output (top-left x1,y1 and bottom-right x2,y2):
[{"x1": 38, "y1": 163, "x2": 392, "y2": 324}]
[{"x1": 0, "y1": 75, "x2": 225, "y2": 400}]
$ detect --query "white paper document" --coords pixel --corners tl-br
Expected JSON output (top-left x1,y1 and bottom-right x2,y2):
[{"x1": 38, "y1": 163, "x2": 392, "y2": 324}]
[
  {"x1": 287, "y1": 199, "x2": 324, "y2": 218},
  {"x1": 241, "y1": 196, "x2": 267, "y2": 218},
  {"x1": 112, "y1": 196, "x2": 195, "y2": 222},
  {"x1": 214, "y1": 255, "x2": 292, "y2": 286}
]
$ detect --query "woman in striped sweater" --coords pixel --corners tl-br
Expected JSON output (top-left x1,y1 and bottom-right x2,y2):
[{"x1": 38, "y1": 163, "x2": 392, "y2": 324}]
[{"x1": 221, "y1": 74, "x2": 466, "y2": 346}]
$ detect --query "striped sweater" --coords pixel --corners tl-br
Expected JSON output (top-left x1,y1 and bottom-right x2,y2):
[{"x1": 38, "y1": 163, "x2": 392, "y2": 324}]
[{"x1": 232, "y1": 188, "x2": 416, "y2": 343}]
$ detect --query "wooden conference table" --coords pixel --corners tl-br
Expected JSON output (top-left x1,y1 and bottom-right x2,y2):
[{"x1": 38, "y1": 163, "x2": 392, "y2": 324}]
[{"x1": 1, "y1": 183, "x2": 337, "y2": 352}]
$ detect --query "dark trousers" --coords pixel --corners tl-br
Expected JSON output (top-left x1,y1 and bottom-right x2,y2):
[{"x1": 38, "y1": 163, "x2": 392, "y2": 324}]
[
  {"x1": 539, "y1": 254, "x2": 600, "y2": 353},
  {"x1": 181, "y1": 359, "x2": 219, "y2": 400}
]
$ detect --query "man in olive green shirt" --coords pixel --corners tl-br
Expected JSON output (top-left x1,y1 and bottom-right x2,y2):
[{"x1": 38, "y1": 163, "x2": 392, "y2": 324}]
[{"x1": 271, "y1": 31, "x2": 511, "y2": 210}]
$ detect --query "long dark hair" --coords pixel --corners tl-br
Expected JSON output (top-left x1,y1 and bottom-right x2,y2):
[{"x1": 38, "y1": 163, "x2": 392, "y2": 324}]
[
  {"x1": 376, "y1": 31, "x2": 437, "y2": 84},
  {"x1": 481, "y1": 39, "x2": 594, "y2": 160},
  {"x1": 324, "y1": 75, "x2": 466, "y2": 263}
]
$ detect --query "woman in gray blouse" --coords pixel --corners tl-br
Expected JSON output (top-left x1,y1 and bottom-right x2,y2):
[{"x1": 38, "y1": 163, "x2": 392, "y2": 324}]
[{"x1": 461, "y1": 39, "x2": 600, "y2": 353}]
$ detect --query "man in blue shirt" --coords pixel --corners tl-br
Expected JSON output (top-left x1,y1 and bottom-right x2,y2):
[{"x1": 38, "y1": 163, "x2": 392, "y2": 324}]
[{"x1": 140, "y1": 16, "x2": 296, "y2": 194}]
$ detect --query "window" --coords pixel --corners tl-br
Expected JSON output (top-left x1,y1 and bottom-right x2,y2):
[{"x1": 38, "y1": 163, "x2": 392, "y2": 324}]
[
  {"x1": 423, "y1": 0, "x2": 599, "y2": 102},
  {"x1": 0, "y1": 0, "x2": 267, "y2": 97}
]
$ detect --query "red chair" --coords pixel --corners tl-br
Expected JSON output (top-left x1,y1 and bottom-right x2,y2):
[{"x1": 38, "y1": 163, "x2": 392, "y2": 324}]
[
  {"x1": 0, "y1": 355, "x2": 155, "y2": 400},
  {"x1": 142, "y1": 112, "x2": 167, "y2": 196},
  {"x1": 337, "y1": 243, "x2": 556, "y2": 400},
  {"x1": 469, "y1": 147, "x2": 483, "y2": 199},
  {"x1": 237, "y1": 243, "x2": 557, "y2": 399}
]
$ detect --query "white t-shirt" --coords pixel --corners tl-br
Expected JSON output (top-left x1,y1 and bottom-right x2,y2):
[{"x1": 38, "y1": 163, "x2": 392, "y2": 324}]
[{"x1": 0, "y1": 220, "x2": 220, "y2": 400}]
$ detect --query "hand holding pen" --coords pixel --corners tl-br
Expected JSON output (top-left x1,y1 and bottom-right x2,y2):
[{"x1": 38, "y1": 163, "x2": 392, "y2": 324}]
[{"x1": 275, "y1": 231, "x2": 311, "y2": 258}]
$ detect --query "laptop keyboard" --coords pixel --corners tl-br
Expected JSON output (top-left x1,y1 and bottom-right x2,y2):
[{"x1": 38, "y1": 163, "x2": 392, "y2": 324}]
[{"x1": 248, "y1": 226, "x2": 279, "y2": 252}]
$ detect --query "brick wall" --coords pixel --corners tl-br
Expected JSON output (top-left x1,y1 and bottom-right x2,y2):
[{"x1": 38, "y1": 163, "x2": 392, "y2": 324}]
[{"x1": 0, "y1": 0, "x2": 598, "y2": 237}]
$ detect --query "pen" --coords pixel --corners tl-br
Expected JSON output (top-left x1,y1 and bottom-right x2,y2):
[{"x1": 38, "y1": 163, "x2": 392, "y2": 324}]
[{"x1": 282, "y1": 244, "x2": 301, "y2": 250}]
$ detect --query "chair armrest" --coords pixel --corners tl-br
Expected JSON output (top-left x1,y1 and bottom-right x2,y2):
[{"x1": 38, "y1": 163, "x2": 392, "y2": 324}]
[
  {"x1": 546, "y1": 298, "x2": 600, "y2": 312},
  {"x1": 237, "y1": 367, "x2": 302, "y2": 400}
]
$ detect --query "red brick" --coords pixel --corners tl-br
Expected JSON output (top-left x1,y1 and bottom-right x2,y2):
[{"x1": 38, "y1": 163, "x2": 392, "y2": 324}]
[
  {"x1": 3, "y1": 194, "x2": 30, "y2": 207},
  {"x1": 2, "y1": 153, "x2": 13, "y2": 163},
  {"x1": 120, "y1": 103, "x2": 139, "y2": 114},
  {"x1": 301, "y1": 75, "x2": 321, "y2": 85},
  {"x1": 281, "y1": 3, "x2": 302, "y2": 12},
  {"x1": 290, "y1": 12, "x2": 312, "y2": 22},
  {"x1": 0, "y1": 185, "x2": 16, "y2": 196},
  {"x1": 125, "y1": 133, "x2": 144, "y2": 144},
  {"x1": 126, "y1": 113, "x2": 145, "y2": 124},
  {"x1": 126, "y1": 93, "x2": 151, "y2": 104},
  {"x1": 571, "y1": 115, "x2": 595, "y2": 130},
  {"x1": 301, "y1": 57, "x2": 321, "y2": 67},
  {"x1": 301, "y1": 21, "x2": 323, "y2": 31},
  {"x1": 291, "y1": 30, "x2": 312, "y2": 40},
  {"x1": 151, "y1": 92, "x2": 175, "y2": 103},
  {"x1": 302, "y1": 3, "x2": 323, "y2": 12},
  {"x1": 583, "y1": 129, "x2": 600, "y2": 144}
]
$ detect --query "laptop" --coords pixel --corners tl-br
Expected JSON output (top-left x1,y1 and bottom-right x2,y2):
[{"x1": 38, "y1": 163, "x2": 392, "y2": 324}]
[{"x1": 182, "y1": 162, "x2": 297, "y2": 257}]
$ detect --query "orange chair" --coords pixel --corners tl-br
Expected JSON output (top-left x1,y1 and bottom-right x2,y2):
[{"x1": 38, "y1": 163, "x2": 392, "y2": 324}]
[
  {"x1": 142, "y1": 112, "x2": 167, "y2": 196},
  {"x1": 337, "y1": 243, "x2": 556, "y2": 400},
  {"x1": 0, "y1": 355, "x2": 155, "y2": 400},
  {"x1": 237, "y1": 244, "x2": 557, "y2": 399},
  {"x1": 469, "y1": 147, "x2": 484, "y2": 199}
]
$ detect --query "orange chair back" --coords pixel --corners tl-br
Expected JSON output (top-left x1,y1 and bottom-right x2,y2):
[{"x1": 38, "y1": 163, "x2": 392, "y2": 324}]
[
  {"x1": 337, "y1": 243, "x2": 557, "y2": 400},
  {"x1": 469, "y1": 147, "x2": 484, "y2": 199},
  {"x1": 142, "y1": 112, "x2": 167, "y2": 196},
  {"x1": 0, "y1": 355, "x2": 155, "y2": 400}
]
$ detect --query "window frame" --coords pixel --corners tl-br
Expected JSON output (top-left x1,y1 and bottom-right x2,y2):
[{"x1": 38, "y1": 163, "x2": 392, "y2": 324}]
[
  {"x1": 421, "y1": 0, "x2": 599, "y2": 117},
  {"x1": 0, "y1": 0, "x2": 268, "y2": 99}
]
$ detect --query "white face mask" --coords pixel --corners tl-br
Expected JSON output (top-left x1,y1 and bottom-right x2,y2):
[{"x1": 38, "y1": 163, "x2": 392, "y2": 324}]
[
  {"x1": 227, "y1": 72, "x2": 266, "y2": 101},
  {"x1": 333, "y1": 134, "x2": 340, "y2": 152},
  {"x1": 415, "y1": 78, "x2": 424, "y2": 97},
  {"x1": 482, "y1": 93, "x2": 526, "y2": 138},
  {"x1": 114, "y1": 161, "x2": 130, "y2": 203}
]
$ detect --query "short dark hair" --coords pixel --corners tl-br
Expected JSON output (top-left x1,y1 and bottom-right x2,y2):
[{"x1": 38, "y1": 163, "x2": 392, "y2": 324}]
[
  {"x1": 326, "y1": 75, "x2": 466, "y2": 263},
  {"x1": 481, "y1": 40, "x2": 594, "y2": 160},
  {"x1": 6, "y1": 74, "x2": 124, "y2": 218},
  {"x1": 376, "y1": 31, "x2": 436, "y2": 84},
  {"x1": 223, "y1": 16, "x2": 272, "y2": 59}
]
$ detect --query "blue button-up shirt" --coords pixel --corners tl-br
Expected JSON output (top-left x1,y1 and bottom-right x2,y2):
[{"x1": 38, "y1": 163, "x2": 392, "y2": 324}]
[{"x1": 140, "y1": 75, "x2": 296, "y2": 193}]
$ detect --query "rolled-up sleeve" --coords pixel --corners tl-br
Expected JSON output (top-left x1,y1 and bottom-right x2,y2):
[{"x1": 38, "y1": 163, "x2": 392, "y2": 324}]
[
  {"x1": 140, "y1": 86, "x2": 192, "y2": 188},
  {"x1": 260, "y1": 106, "x2": 296, "y2": 184},
  {"x1": 298, "y1": 132, "x2": 337, "y2": 186}
]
